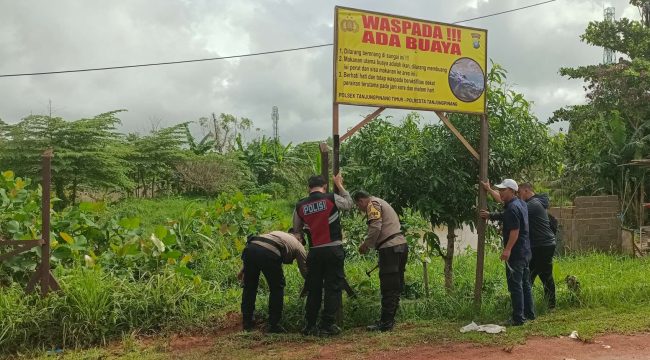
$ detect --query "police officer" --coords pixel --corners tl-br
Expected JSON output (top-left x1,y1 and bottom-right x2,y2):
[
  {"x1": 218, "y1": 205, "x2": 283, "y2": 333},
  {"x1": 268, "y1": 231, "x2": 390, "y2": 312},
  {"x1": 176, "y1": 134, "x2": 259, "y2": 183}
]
[
  {"x1": 238, "y1": 231, "x2": 307, "y2": 333},
  {"x1": 293, "y1": 173, "x2": 354, "y2": 336},
  {"x1": 353, "y1": 190, "x2": 408, "y2": 332}
]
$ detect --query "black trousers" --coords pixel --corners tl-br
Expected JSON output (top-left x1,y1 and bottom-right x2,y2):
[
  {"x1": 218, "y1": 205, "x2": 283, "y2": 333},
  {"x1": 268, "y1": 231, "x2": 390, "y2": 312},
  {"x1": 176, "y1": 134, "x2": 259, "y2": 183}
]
[
  {"x1": 305, "y1": 245, "x2": 345, "y2": 327},
  {"x1": 378, "y1": 243, "x2": 408, "y2": 324},
  {"x1": 241, "y1": 244, "x2": 285, "y2": 327},
  {"x1": 530, "y1": 245, "x2": 556, "y2": 308}
]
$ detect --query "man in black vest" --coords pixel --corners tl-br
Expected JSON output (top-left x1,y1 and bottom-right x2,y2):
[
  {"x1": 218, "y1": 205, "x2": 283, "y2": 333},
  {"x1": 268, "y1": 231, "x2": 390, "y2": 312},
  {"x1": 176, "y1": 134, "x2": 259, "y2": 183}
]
[
  {"x1": 293, "y1": 173, "x2": 354, "y2": 336},
  {"x1": 238, "y1": 231, "x2": 307, "y2": 333}
]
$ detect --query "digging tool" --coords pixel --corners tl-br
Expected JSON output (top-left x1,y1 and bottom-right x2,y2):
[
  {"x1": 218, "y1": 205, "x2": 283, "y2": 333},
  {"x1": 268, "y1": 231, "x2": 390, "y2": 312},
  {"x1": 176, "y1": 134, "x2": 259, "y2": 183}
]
[{"x1": 365, "y1": 264, "x2": 379, "y2": 277}]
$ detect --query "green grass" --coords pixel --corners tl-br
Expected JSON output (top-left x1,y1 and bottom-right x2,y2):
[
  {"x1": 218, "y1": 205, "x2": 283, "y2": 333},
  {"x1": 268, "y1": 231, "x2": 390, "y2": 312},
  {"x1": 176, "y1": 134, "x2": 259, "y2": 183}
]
[
  {"x1": 3, "y1": 251, "x2": 650, "y2": 357},
  {"x1": 3, "y1": 198, "x2": 650, "y2": 357},
  {"x1": 106, "y1": 196, "x2": 296, "y2": 232},
  {"x1": 104, "y1": 196, "x2": 212, "y2": 232},
  {"x1": 19, "y1": 304, "x2": 650, "y2": 360}
]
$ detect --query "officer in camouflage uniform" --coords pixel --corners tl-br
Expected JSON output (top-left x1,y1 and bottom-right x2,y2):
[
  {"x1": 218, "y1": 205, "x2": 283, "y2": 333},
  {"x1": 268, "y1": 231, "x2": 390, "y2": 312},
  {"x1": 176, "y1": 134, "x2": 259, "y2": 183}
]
[{"x1": 353, "y1": 190, "x2": 408, "y2": 332}]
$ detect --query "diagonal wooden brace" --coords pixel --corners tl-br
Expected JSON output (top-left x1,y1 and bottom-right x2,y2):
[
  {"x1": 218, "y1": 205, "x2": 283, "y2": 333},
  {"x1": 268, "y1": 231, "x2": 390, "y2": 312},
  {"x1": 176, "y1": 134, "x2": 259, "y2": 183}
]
[
  {"x1": 0, "y1": 240, "x2": 42, "y2": 247},
  {"x1": 340, "y1": 107, "x2": 386, "y2": 141},
  {"x1": 0, "y1": 243, "x2": 40, "y2": 262},
  {"x1": 435, "y1": 111, "x2": 479, "y2": 160},
  {"x1": 26, "y1": 264, "x2": 61, "y2": 294}
]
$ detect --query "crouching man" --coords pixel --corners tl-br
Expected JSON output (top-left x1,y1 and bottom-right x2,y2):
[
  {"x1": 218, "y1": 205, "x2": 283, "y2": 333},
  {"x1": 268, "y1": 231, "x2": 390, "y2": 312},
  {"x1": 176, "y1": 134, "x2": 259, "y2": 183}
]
[
  {"x1": 238, "y1": 231, "x2": 307, "y2": 333},
  {"x1": 354, "y1": 190, "x2": 408, "y2": 332}
]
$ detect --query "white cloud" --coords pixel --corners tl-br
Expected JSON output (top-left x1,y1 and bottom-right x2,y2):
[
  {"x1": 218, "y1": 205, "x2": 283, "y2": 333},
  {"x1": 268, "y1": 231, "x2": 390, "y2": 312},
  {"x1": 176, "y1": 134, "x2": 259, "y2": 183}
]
[{"x1": 0, "y1": 0, "x2": 640, "y2": 142}]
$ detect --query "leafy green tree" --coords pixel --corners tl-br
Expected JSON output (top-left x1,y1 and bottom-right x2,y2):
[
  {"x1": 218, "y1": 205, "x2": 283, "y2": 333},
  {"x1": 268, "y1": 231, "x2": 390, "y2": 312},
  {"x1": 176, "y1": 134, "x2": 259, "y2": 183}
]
[
  {"x1": 342, "y1": 64, "x2": 561, "y2": 290},
  {"x1": 183, "y1": 123, "x2": 215, "y2": 155},
  {"x1": 551, "y1": 0, "x2": 650, "y2": 224},
  {"x1": 237, "y1": 136, "x2": 314, "y2": 197},
  {"x1": 124, "y1": 124, "x2": 187, "y2": 198},
  {"x1": 0, "y1": 111, "x2": 133, "y2": 206}
]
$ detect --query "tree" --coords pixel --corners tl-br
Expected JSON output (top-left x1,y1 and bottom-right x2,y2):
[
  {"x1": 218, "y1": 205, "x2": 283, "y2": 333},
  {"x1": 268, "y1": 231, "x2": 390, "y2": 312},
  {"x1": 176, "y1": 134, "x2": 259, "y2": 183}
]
[
  {"x1": 174, "y1": 153, "x2": 254, "y2": 195},
  {"x1": 199, "y1": 113, "x2": 252, "y2": 153},
  {"x1": 183, "y1": 123, "x2": 215, "y2": 155},
  {"x1": 237, "y1": 136, "x2": 314, "y2": 197},
  {"x1": 342, "y1": 64, "x2": 561, "y2": 291},
  {"x1": 551, "y1": 0, "x2": 650, "y2": 224},
  {"x1": 0, "y1": 111, "x2": 133, "y2": 206},
  {"x1": 125, "y1": 124, "x2": 187, "y2": 198}
]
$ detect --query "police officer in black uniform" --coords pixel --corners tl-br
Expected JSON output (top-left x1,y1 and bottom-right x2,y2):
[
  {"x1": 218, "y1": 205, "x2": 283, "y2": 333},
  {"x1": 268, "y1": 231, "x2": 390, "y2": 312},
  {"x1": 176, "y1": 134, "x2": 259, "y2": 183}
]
[
  {"x1": 239, "y1": 231, "x2": 307, "y2": 333},
  {"x1": 293, "y1": 173, "x2": 354, "y2": 336}
]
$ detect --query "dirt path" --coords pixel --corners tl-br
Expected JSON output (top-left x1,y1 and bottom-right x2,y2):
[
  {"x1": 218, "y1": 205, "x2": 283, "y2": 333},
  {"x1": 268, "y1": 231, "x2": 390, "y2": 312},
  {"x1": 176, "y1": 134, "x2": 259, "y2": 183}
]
[
  {"x1": 169, "y1": 332, "x2": 650, "y2": 360},
  {"x1": 365, "y1": 334, "x2": 650, "y2": 360}
]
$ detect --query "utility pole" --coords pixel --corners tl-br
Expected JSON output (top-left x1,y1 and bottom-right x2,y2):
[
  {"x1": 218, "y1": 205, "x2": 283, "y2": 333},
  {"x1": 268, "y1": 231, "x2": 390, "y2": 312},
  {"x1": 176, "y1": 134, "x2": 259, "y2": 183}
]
[
  {"x1": 272, "y1": 106, "x2": 279, "y2": 157},
  {"x1": 603, "y1": 7, "x2": 615, "y2": 65}
]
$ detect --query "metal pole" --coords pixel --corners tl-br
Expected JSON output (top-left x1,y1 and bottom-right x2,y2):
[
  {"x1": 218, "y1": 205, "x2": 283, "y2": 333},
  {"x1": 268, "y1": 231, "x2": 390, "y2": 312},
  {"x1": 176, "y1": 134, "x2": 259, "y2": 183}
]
[
  {"x1": 41, "y1": 149, "x2": 53, "y2": 296},
  {"x1": 474, "y1": 114, "x2": 489, "y2": 308}
]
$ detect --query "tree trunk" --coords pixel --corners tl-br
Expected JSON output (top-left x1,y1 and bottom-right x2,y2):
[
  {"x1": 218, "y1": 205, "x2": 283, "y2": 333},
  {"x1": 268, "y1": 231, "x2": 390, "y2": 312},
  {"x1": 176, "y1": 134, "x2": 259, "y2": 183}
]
[
  {"x1": 423, "y1": 261, "x2": 430, "y2": 297},
  {"x1": 54, "y1": 179, "x2": 68, "y2": 210},
  {"x1": 71, "y1": 177, "x2": 78, "y2": 205},
  {"x1": 422, "y1": 240, "x2": 430, "y2": 297},
  {"x1": 141, "y1": 176, "x2": 147, "y2": 198},
  {"x1": 444, "y1": 225, "x2": 456, "y2": 292}
]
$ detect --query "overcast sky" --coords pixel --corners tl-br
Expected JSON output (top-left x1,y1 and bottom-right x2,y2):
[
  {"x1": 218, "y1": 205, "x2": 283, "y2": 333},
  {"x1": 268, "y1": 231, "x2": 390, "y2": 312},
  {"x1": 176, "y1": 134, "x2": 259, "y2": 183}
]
[{"x1": 0, "y1": 0, "x2": 641, "y2": 142}]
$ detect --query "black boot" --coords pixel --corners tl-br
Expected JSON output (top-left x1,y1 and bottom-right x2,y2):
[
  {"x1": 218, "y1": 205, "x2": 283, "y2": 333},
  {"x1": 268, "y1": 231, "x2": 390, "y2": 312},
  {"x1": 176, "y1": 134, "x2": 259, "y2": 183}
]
[
  {"x1": 243, "y1": 320, "x2": 255, "y2": 332},
  {"x1": 242, "y1": 314, "x2": 255, "y2": 331},
  {"x1": 366, "y1": 321, "x2": 394, "y2": 332},
  {"x1": 301, "y1": 324, "x2": 319, "y2": 336},
  {"x1": 266, "y1": 324, "x2": 287, "y2": 334},
  {"x1": 319, "y1": 324, "x2": 342, "y2": 336}
]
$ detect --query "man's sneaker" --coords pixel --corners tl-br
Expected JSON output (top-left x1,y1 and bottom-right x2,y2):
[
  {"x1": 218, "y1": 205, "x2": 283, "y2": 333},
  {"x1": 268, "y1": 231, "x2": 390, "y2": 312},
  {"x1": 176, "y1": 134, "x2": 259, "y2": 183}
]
[
  {"x1": 366, "y1": 321, "x2": 394, "y2": 332},
  {"x1": 301, "y1": 324, "x2": 319, "y2": 336},
  {"x1": 319, "y1": 324, "x2": 342, "y2": 336},
  {"x1": 243, "y1": 322, "x2": 255, "y2": 332},
  {"x1": 266, "y1": 324, "x2": 287, "y2": 334}
]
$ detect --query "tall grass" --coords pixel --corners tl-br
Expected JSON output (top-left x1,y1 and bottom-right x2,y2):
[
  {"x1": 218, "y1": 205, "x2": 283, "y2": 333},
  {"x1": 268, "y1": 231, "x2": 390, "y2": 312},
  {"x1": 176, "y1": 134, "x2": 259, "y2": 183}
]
[
  {"x1": 0, "y1": 267, "x2": 239, "y2": 353},
  {"x1": 2, "y1": 250, "x2": 649, "y2": 354}
]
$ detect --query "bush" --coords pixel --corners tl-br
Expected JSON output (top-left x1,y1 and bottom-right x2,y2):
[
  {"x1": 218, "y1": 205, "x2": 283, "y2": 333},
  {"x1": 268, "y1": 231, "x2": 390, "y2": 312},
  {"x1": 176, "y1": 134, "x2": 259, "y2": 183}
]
[{"x1": 174, "y1": 154, "x2": 255, "y2": 196}]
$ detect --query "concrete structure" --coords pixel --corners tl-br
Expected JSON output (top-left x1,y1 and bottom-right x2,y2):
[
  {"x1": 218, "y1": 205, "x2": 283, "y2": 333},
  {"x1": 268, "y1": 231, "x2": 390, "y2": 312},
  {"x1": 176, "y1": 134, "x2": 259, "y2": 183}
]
[
  {"x1": 432, "y1": 195, "x2": 622, "y2": 255},
  {"x1": 549, "y1": 195, "x2": 621, "y2": 253}
]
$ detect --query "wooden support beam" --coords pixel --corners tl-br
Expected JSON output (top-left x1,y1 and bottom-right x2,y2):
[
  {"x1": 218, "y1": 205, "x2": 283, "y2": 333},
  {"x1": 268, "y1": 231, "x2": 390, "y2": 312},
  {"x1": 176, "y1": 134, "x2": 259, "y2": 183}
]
[
  {"x1": 0, "y1": 243, "x2": 39, "y2": 262},
  {"x1": 435, "y1": 111, "x2": 479, "y2": 161},
  {"x1": 333, "y1": 104, "x2": 340, "y2": 183},
  {"x1": 41, "y1": 149, "x2": 53, "y2": 297},
  {"x1": 26, "y1": 266, "x2": 60, "y2": 293},
  {"x1": 0, "y1": 240, "x2": 42, "y2": 247},
  {"x1": 320, "y1": 142, "x2": 330, "y2": 192},
  {"x1": 474, "y1": 114, "x2": 489, "y2": 308},
  {"x1": 340, "y1": 107, "x2": 386, "y2": 142}
]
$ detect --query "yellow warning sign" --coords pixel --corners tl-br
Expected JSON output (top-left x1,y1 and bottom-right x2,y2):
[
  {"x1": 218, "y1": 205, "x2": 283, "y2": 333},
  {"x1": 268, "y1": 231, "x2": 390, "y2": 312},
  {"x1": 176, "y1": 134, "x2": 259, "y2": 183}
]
[{"x1": 335, "y1": 7, "x2": 488, "y2": 114}]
